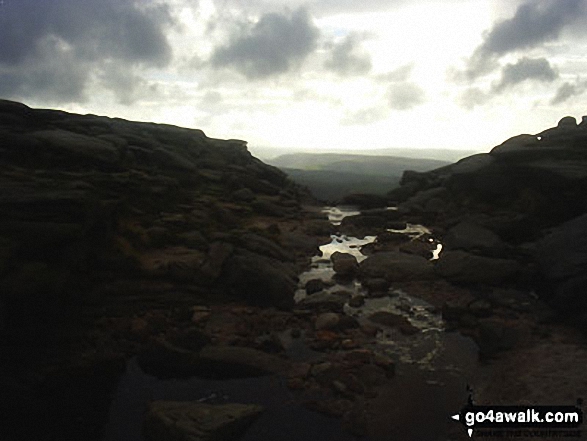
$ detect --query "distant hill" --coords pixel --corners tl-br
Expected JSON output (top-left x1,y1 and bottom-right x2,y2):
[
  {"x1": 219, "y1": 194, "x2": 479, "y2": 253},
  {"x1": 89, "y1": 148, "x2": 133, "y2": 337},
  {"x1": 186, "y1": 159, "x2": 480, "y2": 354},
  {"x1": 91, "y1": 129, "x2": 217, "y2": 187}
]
[
  {"x1": 251, "y1": 146, "x2": 479, "y2": 162},
  {"x1": 268, "y1": 153, "x2": 450, "y2": 201}
]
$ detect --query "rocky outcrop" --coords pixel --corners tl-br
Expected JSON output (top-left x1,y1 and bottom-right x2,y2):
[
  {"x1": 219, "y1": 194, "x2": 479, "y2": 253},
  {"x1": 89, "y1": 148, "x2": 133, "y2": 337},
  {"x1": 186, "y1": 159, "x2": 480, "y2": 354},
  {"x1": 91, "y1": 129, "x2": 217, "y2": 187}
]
[
  {"x1": 386, "y1": 115, "x2": 587, "y2": 315},
  {"x1": 535, "y1": 214, "x2": 587, "y2": 314},
  {"x1": 0, "y1": 100, "x2": 316, "y2": 440}
]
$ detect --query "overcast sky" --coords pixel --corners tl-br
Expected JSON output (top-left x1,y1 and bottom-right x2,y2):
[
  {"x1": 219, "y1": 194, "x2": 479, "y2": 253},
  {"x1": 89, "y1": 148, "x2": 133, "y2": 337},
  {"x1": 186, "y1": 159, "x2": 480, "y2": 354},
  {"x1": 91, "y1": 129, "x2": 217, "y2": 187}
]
[{"x1": 1, "y1": 0, "x2": 586, "y2": 156}]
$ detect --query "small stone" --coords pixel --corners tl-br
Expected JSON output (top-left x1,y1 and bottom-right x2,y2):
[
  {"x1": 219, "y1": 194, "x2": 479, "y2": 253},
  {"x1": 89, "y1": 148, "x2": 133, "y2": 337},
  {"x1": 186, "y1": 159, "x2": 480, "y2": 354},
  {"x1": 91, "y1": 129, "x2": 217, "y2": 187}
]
[
  {"x1": 348, "y1": 295, "x2": 365, "y2": 308},
  {"x1": 341, "y1": 339, "x2": 359, "y2": 350},
  {"x1": 311, "y1": 362, "x2": 333, "y2": 377},
  {"x1": 332, "y1": 380, "x2": 348, "y2": 394},
  {"x1": 344, "y1": 350, "x2": 370, "y2": 364},
  {"x1": 315, "y1": 313, "x2": 340, "y2": 330}
]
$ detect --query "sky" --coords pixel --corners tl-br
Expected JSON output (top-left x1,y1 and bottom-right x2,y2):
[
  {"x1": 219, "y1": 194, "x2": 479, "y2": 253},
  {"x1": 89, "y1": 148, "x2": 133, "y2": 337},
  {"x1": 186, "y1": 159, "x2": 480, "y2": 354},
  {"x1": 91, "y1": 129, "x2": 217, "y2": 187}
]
[{"x1": 1, "y1": 0, "x2": 586, "y2": 158}]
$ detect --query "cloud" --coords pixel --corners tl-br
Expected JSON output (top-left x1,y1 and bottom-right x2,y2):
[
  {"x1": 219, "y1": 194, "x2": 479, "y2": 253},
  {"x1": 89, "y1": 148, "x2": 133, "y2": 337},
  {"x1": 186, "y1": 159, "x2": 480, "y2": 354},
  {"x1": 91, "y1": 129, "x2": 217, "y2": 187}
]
[
  {"x1": 463, "y1": 0, "x2": 586, "y2": 80},
  {"x1": 550, "y1": 80, "x2": 587, "y2": 105},
  {"x1": 492, "y1": 57, "x2": 558, "y2": 92},
  {"x1": 0, "y1": 0, "x2": 173, "y2": 104},
  {"x1": 324, "y1": 33, "x2": 372, "y2": 76},
  {"x1": 210, "y1": 8, "x2": 319, "y2": 79},
  {"x1": 387, "y1": 83, "x2": 425, "y2": 110},
  {"x1": 341, "y1": 106, "x2": 387, "y2": 125},
  {"x1": 458, "y1": 87, "x2": 490, "y2": 110},
  {"x1": 376, "y1": 64, "x2": 414, "y2": 82}
]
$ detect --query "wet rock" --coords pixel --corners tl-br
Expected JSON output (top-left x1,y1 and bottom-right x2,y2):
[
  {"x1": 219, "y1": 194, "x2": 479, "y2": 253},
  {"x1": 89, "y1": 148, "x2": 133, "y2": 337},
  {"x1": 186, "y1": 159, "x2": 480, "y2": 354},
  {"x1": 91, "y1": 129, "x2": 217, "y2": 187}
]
[
  {"x1": 435, "y1": 250, "x2": 521, "y2": 285},
  {"x1": 199, "y1": 242, "x2": 234, "y2": 280},
  {"x1": 298, "y1": 291, "x2": 349, "y2": 312},
  {"x1": 331, "y1": 252, "x2": 359, "y2": 277},
  {"x1": 359, "y1": 251, "x2": 435, "y2": 282},
  {"x1": 367, "y1": 311, "x2": 419, "y2": 335},
  {"x1": 348, "y1": 295, "x2": 365, "y2": 307},
  {"x1": 305, "y1": 278, "x2": 324, "y2": 295},
  {"x1": 399, "y1": 240, "x2": 435, "y2": 259},
  {"x1": 302, "y1": 219, "x2": 334, "y2": 236},
  {"x1": 387, "y1": 221, "x2": 407, "y2": 230},
  {"x1": 143, "y1": 401, "x2": 263, "y2": 441},
  {"x1": 362, "y1": 278, "x2": 390, "y2": 293},
  {"x1": 443, "y1": 221, "x2": 506, "y2": 256},
  {"x1": 315, "y1": 313, "x2": 340, "y2": 330}
]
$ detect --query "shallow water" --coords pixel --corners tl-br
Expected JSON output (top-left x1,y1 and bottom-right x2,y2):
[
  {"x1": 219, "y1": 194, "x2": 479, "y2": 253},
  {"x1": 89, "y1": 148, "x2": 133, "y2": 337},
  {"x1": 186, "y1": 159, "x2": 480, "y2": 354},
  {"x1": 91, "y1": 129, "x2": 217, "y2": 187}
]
[{"x1": 294, "y1": 206, "x2": 479, "y2": 440}]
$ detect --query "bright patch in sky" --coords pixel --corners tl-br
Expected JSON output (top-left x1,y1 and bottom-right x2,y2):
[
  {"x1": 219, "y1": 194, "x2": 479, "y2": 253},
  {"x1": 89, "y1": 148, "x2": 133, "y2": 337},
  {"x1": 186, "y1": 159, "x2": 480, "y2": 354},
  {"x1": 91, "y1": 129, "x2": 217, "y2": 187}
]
[{"x1": 1, "y1": 0, "x2": 586, "y2": 157}]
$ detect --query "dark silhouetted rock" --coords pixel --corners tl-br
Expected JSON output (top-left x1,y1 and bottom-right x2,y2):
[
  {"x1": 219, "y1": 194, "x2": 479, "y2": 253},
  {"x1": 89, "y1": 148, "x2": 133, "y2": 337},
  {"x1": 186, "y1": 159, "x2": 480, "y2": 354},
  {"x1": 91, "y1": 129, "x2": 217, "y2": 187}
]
[
  {"x1": 359, "y1": 252, "x2": 434, "y2": 282},
  {"x1": 435, "y1": 250, "x2": 520, "y2": 285}
]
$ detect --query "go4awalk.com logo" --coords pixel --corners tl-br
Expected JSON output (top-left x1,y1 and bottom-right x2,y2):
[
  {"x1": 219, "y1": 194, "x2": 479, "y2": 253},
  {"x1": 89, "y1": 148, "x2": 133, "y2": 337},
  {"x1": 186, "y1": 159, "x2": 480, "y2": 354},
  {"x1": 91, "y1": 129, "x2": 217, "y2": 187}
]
[{"x1": 451, "y1": 402, "x2": 583, "y2": 438}]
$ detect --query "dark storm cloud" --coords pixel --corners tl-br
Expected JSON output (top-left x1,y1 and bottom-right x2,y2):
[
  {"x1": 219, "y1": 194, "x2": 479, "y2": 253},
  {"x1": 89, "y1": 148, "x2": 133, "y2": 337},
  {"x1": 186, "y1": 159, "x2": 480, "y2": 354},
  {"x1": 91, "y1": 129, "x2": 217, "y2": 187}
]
[
  {"x1": 324, "y1": 33, "x2": 372, "y2": 76},
  {"x1": 492, "y1": 57, "x2": 558, "y2": 92},
  {"x1": 550, "y1": 80, "x2": 587, "y2": 105},
  {"x1": 463, "y1": 0, "x2": 586, "y2": 80},
  {"x1": 0, "y1": 0, "x2": 173, "y2": 103},
  {"x1": 210, "y1": 8, "x2": 319, "y2": 80},
  {"x1": 387, "y1": 83, "x2": 425, "y2": 111}
]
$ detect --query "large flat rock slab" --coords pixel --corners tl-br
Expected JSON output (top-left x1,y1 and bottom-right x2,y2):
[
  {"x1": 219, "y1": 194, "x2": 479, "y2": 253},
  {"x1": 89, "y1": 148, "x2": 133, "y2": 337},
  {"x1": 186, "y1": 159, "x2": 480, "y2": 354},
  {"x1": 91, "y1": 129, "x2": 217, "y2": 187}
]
[{"x1": 143, "y1": 401, "x2": 263, "y2": 441}]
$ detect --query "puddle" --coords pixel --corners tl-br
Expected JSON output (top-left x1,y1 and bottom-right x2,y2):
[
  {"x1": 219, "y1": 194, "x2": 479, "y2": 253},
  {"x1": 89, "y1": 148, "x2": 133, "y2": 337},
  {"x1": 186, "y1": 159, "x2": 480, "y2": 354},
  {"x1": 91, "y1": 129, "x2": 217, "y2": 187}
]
[
  {"x1": 296, "y1": 206, "x2": 477, "y2": 369},
  {"x1": 102, "y1": 359, "x2": 358, "y2": 441}
]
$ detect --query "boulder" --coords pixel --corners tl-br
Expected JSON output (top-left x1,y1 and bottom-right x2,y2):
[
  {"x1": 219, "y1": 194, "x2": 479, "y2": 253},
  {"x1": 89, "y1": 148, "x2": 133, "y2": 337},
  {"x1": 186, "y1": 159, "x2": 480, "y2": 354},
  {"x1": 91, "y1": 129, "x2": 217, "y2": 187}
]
[
  {"x1": 536, "y1": 214, "x2": 587, "y2": 281},
  {"x1": 298, "y1": 291, "x2": 350, "y2": 312},
  {"x1": 359, "y1": 251, "x2": 435, "y2": 282},
  {"x1": 314, "y1": 313, "x2": 340, "y2": 330},
  {"x1": 558, "y1": 116, "x2": 577, "y2": 128},
  {"x1": 143, "y1": 401, "x2": 263, "y2": 441},
  {"x1": 368, "y1": 311, "x2": 419, "y2": 335},
  {"x1": 443, "y1": 221, "x2": 506, "y2": 256},
  {"x1": 535, "y1": 214, "x2": 587, "y2": 311},
  {"x1": 434, "y1": 250, "x2": 520, "y2": 285},
  {"x1": 305, "y1": 278, "x2": 324, "y2": 295},
  {"x1": 331, "y1": 252, "x2": 359, "y2": 277},
  {"x1": 222, "y1": 250, "x2": 297, "y2": 309}
]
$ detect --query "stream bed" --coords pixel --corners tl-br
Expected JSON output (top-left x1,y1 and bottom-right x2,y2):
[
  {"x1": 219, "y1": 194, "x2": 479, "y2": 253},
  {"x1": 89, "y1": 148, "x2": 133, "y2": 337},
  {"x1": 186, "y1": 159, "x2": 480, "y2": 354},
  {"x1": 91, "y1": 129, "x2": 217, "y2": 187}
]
[{"x1": 102, "y1": 206, "x2": 479, "y2": 441}]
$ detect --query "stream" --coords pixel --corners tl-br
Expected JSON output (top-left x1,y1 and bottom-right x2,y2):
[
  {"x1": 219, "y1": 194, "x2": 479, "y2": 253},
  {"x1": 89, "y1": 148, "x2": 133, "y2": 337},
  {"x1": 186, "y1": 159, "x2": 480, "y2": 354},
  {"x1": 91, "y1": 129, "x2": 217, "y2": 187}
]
[{"x1": 102, "y1": 206, "x2": 479, "y2": 441}]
